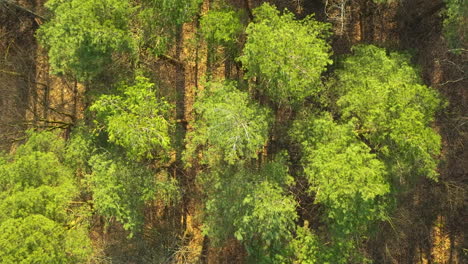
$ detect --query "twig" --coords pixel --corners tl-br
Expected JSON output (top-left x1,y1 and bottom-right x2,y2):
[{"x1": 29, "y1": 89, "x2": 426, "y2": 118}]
[{"x1": 440, "y1": 77, "x2": 467, "y2": 86}]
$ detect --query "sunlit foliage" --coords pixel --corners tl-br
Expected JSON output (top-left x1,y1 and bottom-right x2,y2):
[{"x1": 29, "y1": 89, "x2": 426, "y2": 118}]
[
  {"x1": 0, "y1": 131, "x2": 91, "y2": 263},
  {"x1": 91, "y1": 76, "x2": 172, "y2": 161},
  {"x1": 185, "y1": 81, "x2": 271, "y2": 166},
  {"x1": 239, "y1": 3, "x2": 332, "y2": 106},
  {"x1": 38, "y1": 0, "x2": 135, "y2": 81}
]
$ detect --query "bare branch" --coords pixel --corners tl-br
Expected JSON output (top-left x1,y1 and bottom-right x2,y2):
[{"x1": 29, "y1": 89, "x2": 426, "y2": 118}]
[{"x1": 0, "y1": 0, "x2": 46, "y2": 21}]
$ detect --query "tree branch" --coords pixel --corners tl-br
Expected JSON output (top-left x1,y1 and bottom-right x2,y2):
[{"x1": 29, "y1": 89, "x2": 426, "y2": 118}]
[
  {"x1": 1, "y1": 0, "x2": 46, "y2": 21},
  {"x1": 158, "y1": 54, "x2": 185, "y2": 69}
]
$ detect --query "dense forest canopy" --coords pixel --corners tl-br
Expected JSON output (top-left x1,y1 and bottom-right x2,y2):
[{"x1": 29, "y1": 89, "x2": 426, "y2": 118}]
[{"x1": 0, "y1": 0, "x2": 466, "y2": 263}]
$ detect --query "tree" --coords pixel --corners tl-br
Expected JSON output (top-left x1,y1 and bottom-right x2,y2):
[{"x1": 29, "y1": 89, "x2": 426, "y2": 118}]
[
  {"x1": 200, "y1": 7, "x2": 244, "y2": 49},
  {"x1": 239, "y1": 3, "x2": 332, "y2": 106},
  {"x1": 90, "y1": 76, "x2": 172, "y2": 161},
  {"x1": 290, "y1": 45, "x2": 442, "y2": 262},
  {"x1": 291, "y1": 114, "x2": 389, "y2": 263},
  {"x1": 331, "y1": 45, "x2": 442, "y2": 185},
  {"x1": 0, "y1": 131, "x2": 91, "y2": 263},
  {"x1": 37, "y1": 0, "x2": 135, "y2": 81},
  {"x1": 200, "y1": 4, "x2": 246, "y2": 72},
  {"x1": 201, "y1": 158, "x2": 297, "y2": 263},
  {"x1": 138, "y1": 0, "x2": 202, "y2": 55},
  {"x1": 87, "y1": 76, "x2": 178, "y2": 235},
  {"x1": 185, "y1": 81, "x2": 271, "y2": 166},
  {"x1": 235, "y1": 180, "x2": 297, "y2": 263},
  {"x1": 88, "y1": 154, "x2": 178, "y2": 235},
  {"x1": 290, "y1": 222, "x2": 322, "y2": 264}
]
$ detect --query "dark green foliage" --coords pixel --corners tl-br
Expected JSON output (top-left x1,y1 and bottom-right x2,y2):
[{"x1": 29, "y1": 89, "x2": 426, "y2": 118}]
[
  {"x1": 0, "y1": 131, "x2": 91, "y2": 263},
  {"x1": 138, "y1": 0, "x2": 202, "y2": 55},
  {"x1": 38, "y1": 0, "x2": 135, "y2": 81},
  {"x1": 185, "y1": 81, "x2": 271, "y2": 166},
  {"x1": 443, "y1": 0, "x2": 467, "y2": 51},
  {"x1": 239, "y1": 3, "x2": 332, "y2": 106}
]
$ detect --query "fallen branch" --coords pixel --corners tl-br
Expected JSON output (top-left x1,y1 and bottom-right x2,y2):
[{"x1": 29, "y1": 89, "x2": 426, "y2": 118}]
[
  {"x1": 0, "y1": 0, "x2": 46, "y2": 21},
  {"x1": 440, "y1": 77, "x2": 467, "y2": 86},
  {"x1": 158, "y1": 54, "x2": 184, "y2": 69}
]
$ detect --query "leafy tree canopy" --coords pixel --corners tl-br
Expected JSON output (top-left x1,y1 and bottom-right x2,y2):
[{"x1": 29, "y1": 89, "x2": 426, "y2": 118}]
[
  {"x1": 201, "y1": 157, "x2": 296, "y2": 263},
  {"x1": 38, "y1": 0, "x2": 135, "y2": 81},
  {"x1": 239, "y1": 3, "x2": 332, "y2": 106},
  {"x1": 89, "y1": 155, "x2": 156, "y2": 235},
  {"x1": 200, "y1": 6, "x2": 245, "y2": 49},
  {"x1": 138, "y1": 0, "x2": 202, "y2": 55},
  {"x1": 90, "y1": 76, "x2": 172, "y2": 161},
  {"x1": 291, "y1": 113, "x2": 389, "y2": 262},
  {"x1": 0, "y1": 131, "x2": 91, "y2": 263},
  {"x1": 185, "y1": 81, "x2": 271, "y2": 166},
  {"x1": 235, "y1": 181, "x2": 297, "y2": 263},
  {"x1": 290, "y1": 222, "x2": 322, "y2": 264},
  {"x1": 64, "y1": 124, "x2": 179, "y2": 237},
  {"x1": 332, "y1": 45, "x2": 442, "y2": 183},
  {"x1": 290, "y1": 45, "x2": 442, "y2": 262}
]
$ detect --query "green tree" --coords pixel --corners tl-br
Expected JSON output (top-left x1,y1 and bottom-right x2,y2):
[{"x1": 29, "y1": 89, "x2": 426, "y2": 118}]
[
  {"x1": 0, "y1": 131, "x2": 91, "y2": 263},
  {"x1": 138, "y1": 0, "x2": 202, "y2": 55},
  {"x1": 290, "y1": 45, "x2": 442, "y2": 263},
  {"x1": 185, "y1": 81, "x2": 271, "y2": 166},
  {"x1": 38, "y1": 0, "x2": 135, "y2": 81},
  {"x1": 200, "y1": 5, "x2": 245, "y2": 70},
  {"x1": 91, "y1": 76, "x2": 172, "y2": 161},
  {"x1": 290, "y1": 222, "x2": 322, "y2": 264},
  {"x1": 201, "y1": 158, "x2": 296, "y2": 263},
  {"x1": 291, "y1": 114, "x2": 389, "y2": 263},
  {"x1": 331, "y1": 45, "x2": 442, "y2": 185},
  {"x1": 88, "y1": 154, "x2": 178, "y2": 235},
  {"x1": 87, "y1": 76, "x2": 178, "y2": 235},
  {"x1": 200, "y1": 7, "x2": 244, "y2": 49},
  {"x1": 239, "y1": 3, "x2": 332, "y2": 106}
]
